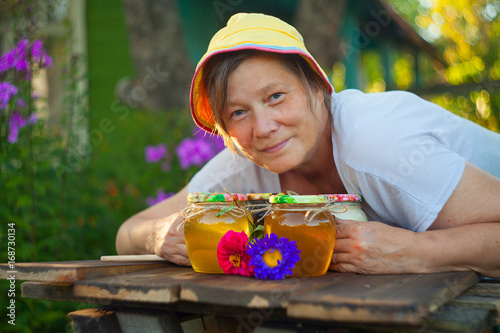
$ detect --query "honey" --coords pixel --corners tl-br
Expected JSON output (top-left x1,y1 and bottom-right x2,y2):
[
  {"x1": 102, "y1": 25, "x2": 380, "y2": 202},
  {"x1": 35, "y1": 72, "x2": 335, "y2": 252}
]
[
  {"x1": 183, "y1": 193, "x2": 252, "y2": 274},
  {"x1": 265, "y1": 195, "x2": 336, "y2": 277}
]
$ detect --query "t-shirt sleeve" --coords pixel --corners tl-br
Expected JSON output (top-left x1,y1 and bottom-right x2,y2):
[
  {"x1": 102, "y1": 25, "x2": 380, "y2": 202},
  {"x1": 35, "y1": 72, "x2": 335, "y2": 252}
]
[
  {"x1": 333, "y1": 90, "x2": 466, "y2": 232},
  {"x1": 188, "y1": 148, "x2": 281, "y2": 194}
]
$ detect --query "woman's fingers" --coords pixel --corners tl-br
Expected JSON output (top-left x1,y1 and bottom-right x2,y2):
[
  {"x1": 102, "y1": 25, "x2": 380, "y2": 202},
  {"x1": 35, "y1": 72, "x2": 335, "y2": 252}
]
[
  {"x1": 156, "y1": 241, "x2": 190, "y2": 265},
  {"x1": 335, "y1": 219, "x2": 360, "y2": 239},
  {"x1": 151, "y1": 213, "x2": 192, "y2": 266},
  {"x1": 334, "y1": 237, "x2": 356, "y2": 253}
]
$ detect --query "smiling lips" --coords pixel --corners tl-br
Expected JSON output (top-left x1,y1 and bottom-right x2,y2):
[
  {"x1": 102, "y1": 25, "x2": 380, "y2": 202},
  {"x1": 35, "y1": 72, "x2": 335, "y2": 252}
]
[{"x1": 261, "y1": 138, "x2": 290, "y2": 153}]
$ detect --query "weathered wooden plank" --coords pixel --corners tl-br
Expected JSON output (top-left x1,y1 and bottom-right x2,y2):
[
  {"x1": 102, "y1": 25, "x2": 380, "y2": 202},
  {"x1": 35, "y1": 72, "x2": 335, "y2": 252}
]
[
  {"x1": 68, "y1": 308, "x2": 122, "y2": 333},
  {"x1": 180, "y1": 271, "x2": 353, "y2": 309},
  {"x1": 416, "y1": 304, "x2": 496, "y2": 333},
  {"x1": 451, "y1": 282, "x2": 500, "y2": 325},
  {"x1": 0, "y1": 260, "x2": 169, "y2": 282},
  {"x1": 22, "y1": 281, "x2": 80, "y2": 302},
  {"x1": 73, "y1": 266, "x2": 213, "y2": 304},
  {"x1": 452, "y1": 295, "x2": 500, "y2": 309},
  {"x1": 255, "y1": 305, "x2": 495, "y2": 333},
  {"x1": 461, "y1": 281, "x2": 500, "y2": 297},
  {"x1": 115, "y1": 310, "x2": 183, "y2": 333},
  {"x1": 286, "y1": 271, "x2": 480, "y2": 324}
]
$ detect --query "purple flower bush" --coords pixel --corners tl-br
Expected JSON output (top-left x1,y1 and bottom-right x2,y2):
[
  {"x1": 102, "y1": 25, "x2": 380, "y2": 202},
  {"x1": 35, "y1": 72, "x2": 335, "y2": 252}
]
[
  {"x1": 0, "y1": 38, "x2": 52, "y2": 144},
  {"x1": 145, "y1": 188, "x2": 174, "y2": 207},
  {"x1": 8, "y1": 111, "x2": 38, "y2": 143},
  {"x1": 175, "y1": 131, "x2": 225, "y2": 169},
  {"x1": 143, "y1": 129, "x2": 225, "y2": 207},
  {"x1": 0, "y1": 82, "x2": 18, "y2": 110},
  {"x1": 145, "y1": 143, "x2": 168, "y2": 163},
  {"x1": 0, "y1": 38, "x2": 53, "y2": 74}
]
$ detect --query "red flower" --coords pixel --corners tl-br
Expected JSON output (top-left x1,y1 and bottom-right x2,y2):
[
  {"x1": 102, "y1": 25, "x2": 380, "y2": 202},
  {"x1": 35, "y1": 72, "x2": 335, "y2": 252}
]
[{"x1": 217, "y1": 230, "x2": 254, "y2": 276}]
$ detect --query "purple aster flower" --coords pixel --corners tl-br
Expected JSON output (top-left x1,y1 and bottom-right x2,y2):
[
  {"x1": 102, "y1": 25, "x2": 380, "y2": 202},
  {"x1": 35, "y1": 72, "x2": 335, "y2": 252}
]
[
  {"x1": 17, "y1": 98, "x2": 26, "y2": 108},
  {"x1": 8, "y1": 112, "x2": 27, "y2": 144},
  {"x1": 145, "y1": 188, "x2": 174, "y2": 206},
  {"x1": 247, "y1": 233, "x2": 301, "y2": 280},
  {"x1": 0, "y1": 82, "x2": 18, "y2": 110},
  {"x1": 144, "y1": 144, "x2": 168, "y2": 163}
]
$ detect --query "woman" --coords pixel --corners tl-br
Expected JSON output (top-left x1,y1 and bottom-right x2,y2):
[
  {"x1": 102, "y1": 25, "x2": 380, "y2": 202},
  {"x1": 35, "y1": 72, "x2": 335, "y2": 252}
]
[{"x1": 116, "y1": 13, "x2": 500, "y2": 277}]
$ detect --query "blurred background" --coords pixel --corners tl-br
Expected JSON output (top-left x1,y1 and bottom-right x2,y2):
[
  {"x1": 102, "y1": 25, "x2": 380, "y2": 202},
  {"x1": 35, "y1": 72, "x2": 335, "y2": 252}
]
[{"x1": 0, "y1": 0, "x2": 499, "y2": 331}]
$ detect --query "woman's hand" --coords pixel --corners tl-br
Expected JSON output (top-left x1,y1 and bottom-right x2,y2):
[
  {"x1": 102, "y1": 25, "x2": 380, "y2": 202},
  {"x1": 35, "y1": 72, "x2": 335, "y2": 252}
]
[
  {"x1": 331, "y1": 219, "x2": 420, "y2": 274},
  {"x1": 153, "y1": 212, "x2": 191, "y2": 266},
  {"x1": 330, "y1": 163, "x2": 500, "y2": 276}
]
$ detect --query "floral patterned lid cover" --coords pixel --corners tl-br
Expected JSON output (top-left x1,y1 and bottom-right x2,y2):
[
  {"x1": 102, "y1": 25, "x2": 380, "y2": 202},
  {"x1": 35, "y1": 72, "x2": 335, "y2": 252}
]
[
  {"x1": 246, "y1": 193, "x2": 284, "y2": 201},
  {"x1": 269, "y1": 194, "x2": 362, "y2": 204},
  {"x1": 188, "y1": 192, "x2": 247, "y2": 203}
]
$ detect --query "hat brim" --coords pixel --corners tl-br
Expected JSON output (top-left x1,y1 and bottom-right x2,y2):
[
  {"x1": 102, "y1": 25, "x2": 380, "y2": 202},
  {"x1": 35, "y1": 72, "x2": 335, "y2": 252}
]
[{"x1": 190, "y1": 45, "x2": 333, "y2": 134}]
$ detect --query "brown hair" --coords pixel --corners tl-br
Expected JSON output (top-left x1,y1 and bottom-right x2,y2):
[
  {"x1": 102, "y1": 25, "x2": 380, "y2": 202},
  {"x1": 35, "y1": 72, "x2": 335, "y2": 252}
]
[{"x1": 201, "y1": 50, "x2": 332, "y2": 152}]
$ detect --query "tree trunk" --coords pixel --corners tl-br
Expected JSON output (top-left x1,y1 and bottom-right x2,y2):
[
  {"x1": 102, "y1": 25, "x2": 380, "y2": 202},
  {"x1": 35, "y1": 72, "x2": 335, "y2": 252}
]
[
  {"x1": 119, "y1": 0, "x2": 193, "y2": 111},
  {"x1": 293, "y1": 0, "x2": 348, "y2": 70}
]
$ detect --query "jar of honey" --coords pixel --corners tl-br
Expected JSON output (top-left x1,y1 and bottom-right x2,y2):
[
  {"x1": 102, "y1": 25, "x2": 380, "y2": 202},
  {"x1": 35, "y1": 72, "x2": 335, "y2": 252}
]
[
  {"x1": 264, "y1": 195, "x2": 335, "y2": 277},
  {"x1": 324, "y1": 194, "x2": 367, "y2": 221},
  {"x1": 183, "y1": 193, "x2": 252, "y2": 274}
]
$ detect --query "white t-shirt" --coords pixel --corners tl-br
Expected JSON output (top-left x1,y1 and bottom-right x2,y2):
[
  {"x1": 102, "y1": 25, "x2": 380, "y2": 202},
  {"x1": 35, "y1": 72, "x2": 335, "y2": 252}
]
[{"x1": 188, "y1": 89, "x2": 500, "y2": 232}]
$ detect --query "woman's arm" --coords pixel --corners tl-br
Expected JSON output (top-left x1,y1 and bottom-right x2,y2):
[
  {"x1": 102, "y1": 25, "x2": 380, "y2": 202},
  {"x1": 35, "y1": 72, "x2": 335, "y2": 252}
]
[
  {"x1": 332, "y1": 162, "x2": 500, "y2": 277},
  {"x1": 115, "y1": 185, "x2": 191, "y2": 266}
]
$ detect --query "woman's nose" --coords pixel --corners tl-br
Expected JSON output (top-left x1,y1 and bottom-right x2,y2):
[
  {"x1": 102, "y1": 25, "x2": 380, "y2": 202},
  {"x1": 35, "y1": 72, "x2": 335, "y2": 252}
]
[{"x1": 253, "y1": 108, "x2": 278, "y2": 137}]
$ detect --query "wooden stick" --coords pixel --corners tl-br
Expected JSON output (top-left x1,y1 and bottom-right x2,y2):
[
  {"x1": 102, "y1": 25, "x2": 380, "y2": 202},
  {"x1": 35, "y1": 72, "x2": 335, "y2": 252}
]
[{"x1": 100, "y1": 254, "x2": 166, "y2": 262}]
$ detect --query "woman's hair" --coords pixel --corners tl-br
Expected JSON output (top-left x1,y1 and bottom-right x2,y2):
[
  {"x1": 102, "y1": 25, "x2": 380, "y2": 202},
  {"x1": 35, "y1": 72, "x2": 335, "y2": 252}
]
[{"x1": 201, "y1": 50, "x2": 332, "y2": 152}]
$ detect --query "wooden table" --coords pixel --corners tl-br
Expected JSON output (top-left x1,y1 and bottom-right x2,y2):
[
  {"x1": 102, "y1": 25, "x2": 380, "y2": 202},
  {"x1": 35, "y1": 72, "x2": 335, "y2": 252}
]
[{"x1": 1, "y1": 260, "x2": 499, "y2": 332}]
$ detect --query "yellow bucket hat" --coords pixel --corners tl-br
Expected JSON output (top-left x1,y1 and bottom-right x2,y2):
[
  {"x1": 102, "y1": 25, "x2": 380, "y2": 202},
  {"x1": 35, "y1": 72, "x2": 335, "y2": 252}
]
[{"x1": 190, "y1": 12, "x2": 334, "y2": 134}]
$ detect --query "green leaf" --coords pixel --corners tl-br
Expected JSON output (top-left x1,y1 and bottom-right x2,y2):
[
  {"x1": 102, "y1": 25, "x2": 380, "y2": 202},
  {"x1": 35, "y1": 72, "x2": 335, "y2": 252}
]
[
  {"x1": 215, "y1": 204, "x2": 234, "y2": 217},
  {"x1": 249, "y1": 224, "x2": 265, "y2": 241}
]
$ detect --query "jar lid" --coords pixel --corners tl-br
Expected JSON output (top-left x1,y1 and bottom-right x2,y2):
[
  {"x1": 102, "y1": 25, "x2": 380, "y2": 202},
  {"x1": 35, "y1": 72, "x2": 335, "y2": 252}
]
[
  {"x1": 269, "y1": 194, "x2": 362, "y2": 204},
  {"x1": 324, "y1": 194, "x2": 362, "y2": 202},
  {"x1": 187, "y1": 192, "x2": 247, "y2": 203},
  {"x1": 246, "y1": 193, "x2": 284, "y2": 201},
  {"x1": 269, "y1": 195, "x2": 328, "y2": 204}
]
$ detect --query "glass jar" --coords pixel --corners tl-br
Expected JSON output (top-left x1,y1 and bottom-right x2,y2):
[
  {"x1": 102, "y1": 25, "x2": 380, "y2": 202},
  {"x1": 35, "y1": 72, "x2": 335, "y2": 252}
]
[
  {"x1": 183, "y1": 193, "x2": 252, "y2": 274},
  {"x1": 324, "y1": 194, "x2": 367, "y2": 221},
  {"x1": 264, "y1": 195, "x2": 335, "y2": 278}
]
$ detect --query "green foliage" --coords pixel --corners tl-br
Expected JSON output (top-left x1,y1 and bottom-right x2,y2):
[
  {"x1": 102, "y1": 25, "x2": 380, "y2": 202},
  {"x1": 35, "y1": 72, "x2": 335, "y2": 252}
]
[
  {"x1": 0, "y1": 1, "x2": 198, "y2": 332},
  {"x1": 387, "y1": 0, "x2": 500, "y2": 133}
]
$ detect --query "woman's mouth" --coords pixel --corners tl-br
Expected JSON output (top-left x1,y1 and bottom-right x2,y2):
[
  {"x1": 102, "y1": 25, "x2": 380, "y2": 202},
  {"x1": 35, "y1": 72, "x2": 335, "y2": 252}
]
[{"x1": 261, "y1": 138, "x2": 290, "y2": 153}]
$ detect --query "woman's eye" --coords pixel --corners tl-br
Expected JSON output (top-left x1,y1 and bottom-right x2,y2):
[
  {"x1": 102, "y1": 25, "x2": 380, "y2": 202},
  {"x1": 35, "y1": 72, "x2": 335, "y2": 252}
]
[
  {"x1": 232, "y1": 110, "x2": 245, "y2": 118},
  {"x1": 270, "y1": 92, "x2": 282, "y2": 101}
]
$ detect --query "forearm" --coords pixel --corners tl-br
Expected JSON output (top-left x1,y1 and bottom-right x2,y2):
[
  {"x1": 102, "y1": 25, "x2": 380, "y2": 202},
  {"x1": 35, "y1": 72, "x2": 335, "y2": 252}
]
[
  {"x1": 115, "y1": 185, "x2": 189, "y2": 256},
  {"x1": 115, "y1": 216, "x2": 159, "y2": 255},
  {"x1": 415, "y1": 222, "x2": 500, "y2": 278}
]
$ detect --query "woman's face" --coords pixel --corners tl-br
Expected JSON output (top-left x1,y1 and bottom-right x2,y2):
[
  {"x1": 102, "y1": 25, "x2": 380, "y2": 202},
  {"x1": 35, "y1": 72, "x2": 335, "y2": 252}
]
[{"x1": 223, "y1": 54, "x2": 329, "y2": 174}]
